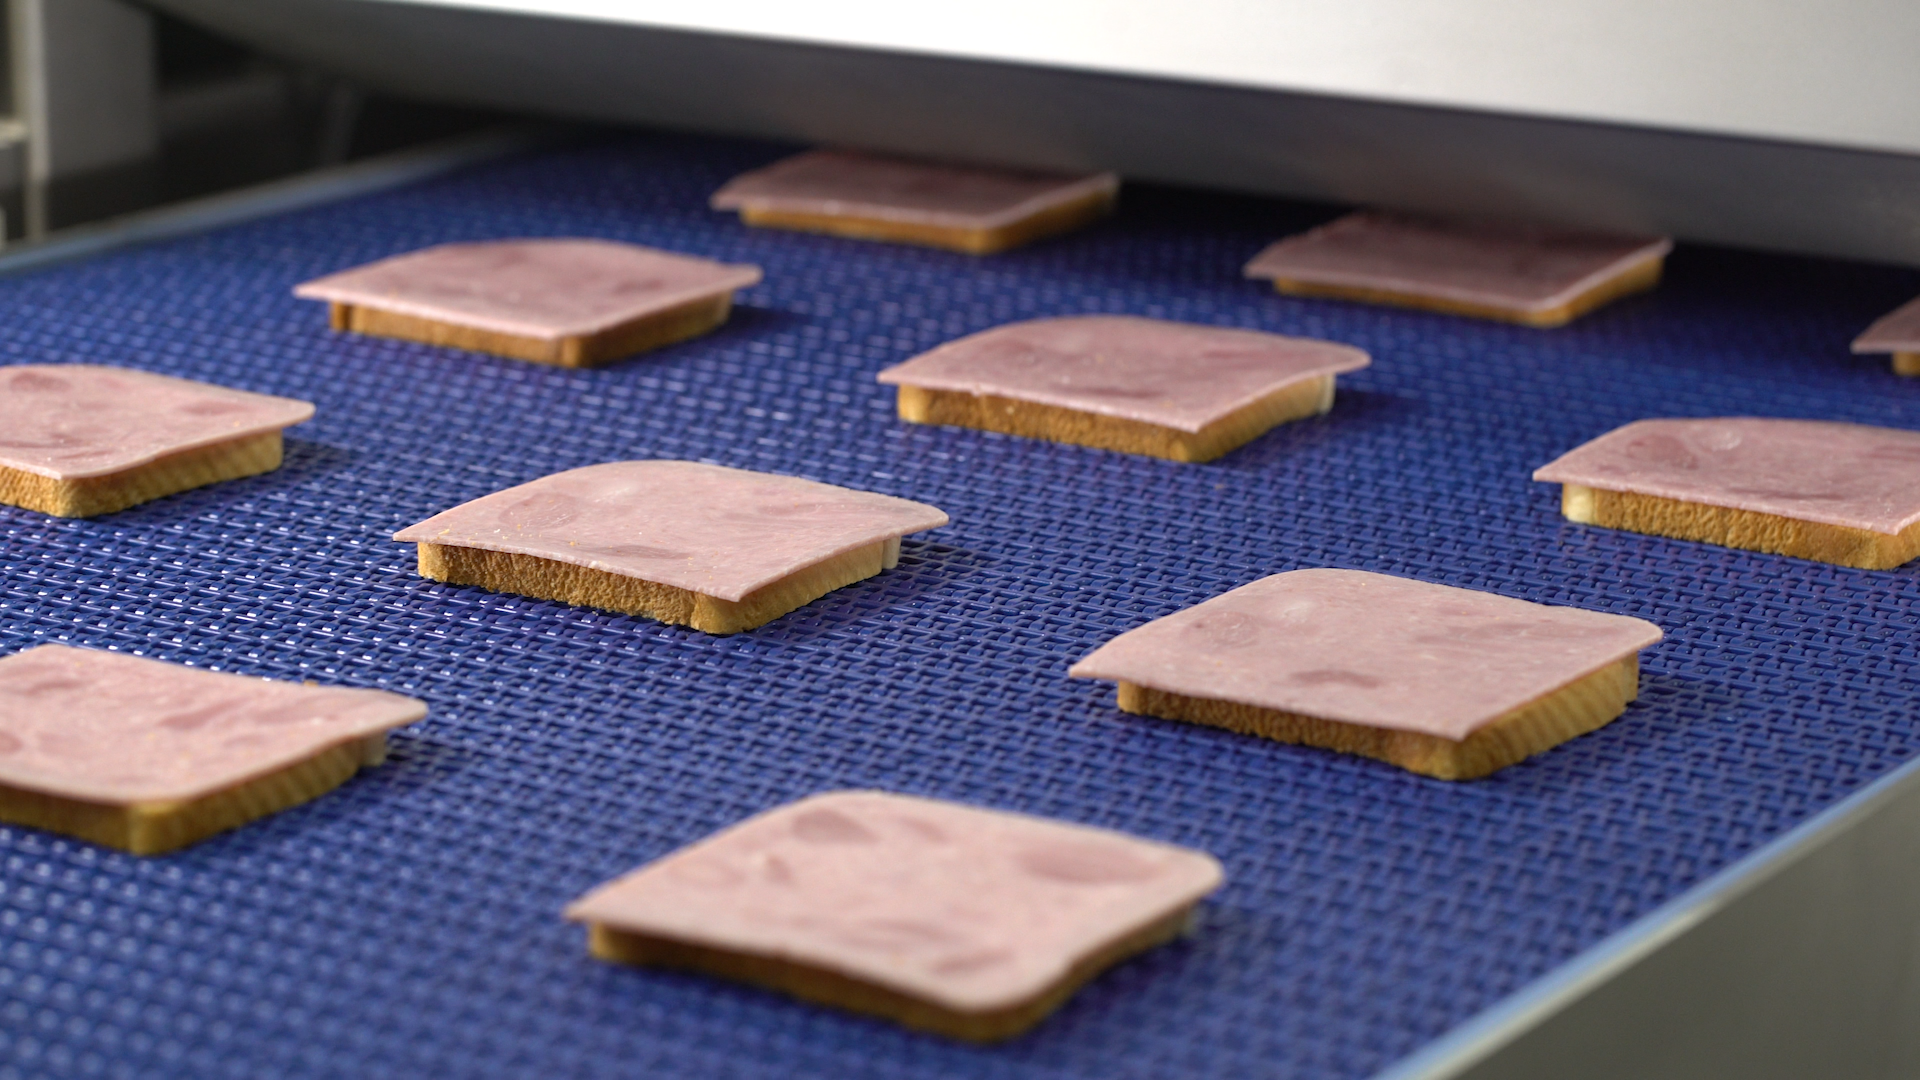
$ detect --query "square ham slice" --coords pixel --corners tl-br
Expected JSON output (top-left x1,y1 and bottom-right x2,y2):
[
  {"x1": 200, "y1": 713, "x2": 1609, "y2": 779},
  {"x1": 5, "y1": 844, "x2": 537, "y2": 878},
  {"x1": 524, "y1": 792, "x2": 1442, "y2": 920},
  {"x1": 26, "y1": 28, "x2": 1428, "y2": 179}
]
[
  {"x1": 0, "y1": 645, "x2": 425, "y2": 854},
  {"x1": 876, "y1": 315, "x2": 1369, "y2": 462},
  {"x1": 295, "y1": 239, "x2": 762, "y2": 367},
  {"x1": 711, "y1": 150, "x2": 1118, "y2": 255},
  {"x1": 1243, "y1": 211, "x2": 1671, "y2": 327},
  {"x1": 565, "y1": 790, "x2": 1222, "y2": 1041},
  {"x1": 1850, "y1": 294, "x2": 1920, "y2": 376},
  {"x1": 0, "y1": 364, "x2": 313, "y2": 518},
  {"x1": 1070, "y1": 569, "x2": 1663, "y2": 780},
  {"x1": 1534, "y1": 417, "x2": 1920, "y2": 568},
  {"x1": 393, "y1": 461, "x2": 948, "y2": 634}
]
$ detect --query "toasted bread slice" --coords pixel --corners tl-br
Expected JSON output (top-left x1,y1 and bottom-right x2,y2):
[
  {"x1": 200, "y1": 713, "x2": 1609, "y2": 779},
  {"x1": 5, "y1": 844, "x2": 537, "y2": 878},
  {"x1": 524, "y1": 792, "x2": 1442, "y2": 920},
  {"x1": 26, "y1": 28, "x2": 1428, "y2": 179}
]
[
  {"x1": 0, "y1": 364, "x2": 312, "y2": 519},
  {"x1": 1116, "y1": 655, "x2": 1639, "y2": 781},
  {"x1": 1266, "y1": 256, "x2": 1663, "y2": 329},
  {"x1": 415, "y1": 536, "x2": 899, "y2": 635},
  {"x1": 583, "y1": 903, "x2": 1193, "y2": 1042},
  {"x1": 1534, "y1": 418, "x2": 1920, "y2": 569},
  {"x1": 0, "y1": 430, "x2": 284, "y2": 518},
  {"x1": 1071, "y1": 569, "x2": 1662, "y2": 779},
  {"x1": 394, "y1": 461, "x2": 948, "y2": 634},
  {"x1": 327, "y1": 294, "x2": 733, "y2": 369},
  {"x1": 295, "y1": 239, "x2": 760, "y2": 367},
  {"x1": 1244, "y1": 211, "x2": 1672, "y2": 327},
  {"x1": 0, "y1": 645, "x2": 424, "y2": 854},
  {"x1": 712, "y1": 150, "x2": 1118, "y2": 255},
  {"x1": 878, "y1": 315, "x2": 1368, "y2": 461},
  {"x1": 1558, "y1": 484, "x2": 1920, "y2": 570},
  {"x1": 0, "y1": 734, "x2": 388, "y2": 855},
  {"x1": 737, "y1": 187, "x2": 1114, "y2": 256},
  {"x1": 566, "y1": 791, "x2": 1223, "y2": 1041},
  {"x1": 894, "y1": 375, "x2": 1332, "y2": 463}
]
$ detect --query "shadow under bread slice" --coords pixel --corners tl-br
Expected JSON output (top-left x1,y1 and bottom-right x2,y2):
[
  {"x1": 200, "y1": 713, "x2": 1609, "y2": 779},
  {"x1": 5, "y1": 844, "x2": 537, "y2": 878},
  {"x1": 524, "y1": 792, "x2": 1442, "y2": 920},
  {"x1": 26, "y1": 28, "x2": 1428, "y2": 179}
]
[
  {"x1": 0, "y1": 364, "x2": 313, "y2": 518},
  {"x1": 1534, "y1": 417, "x2": 1920, "y2": 569},
  {"x1": 1070, "y1": 569, "x2": 1663, "y2": 780},
  {"x1": 0, "y1": 645, "x2": 425, "y2": 854},
  {"x1": 877, "y1": 315, "x2": 1369, "y2": 463},
  {"x1": 394, "y1": 460, "x2": 948, "y2": 634},
  {"x1": 565, "y1": 790, "x2": 1222, "y2": 1041},
  {"x1": 710, "y1": 149, "x2": 1118, "y2": 255},
  {"x1": 294, "y1": 238, "x2": 762, "y2": 368},
  {"x1": 1243, "y1": 210, "x2": 1672, "y2": 328}
]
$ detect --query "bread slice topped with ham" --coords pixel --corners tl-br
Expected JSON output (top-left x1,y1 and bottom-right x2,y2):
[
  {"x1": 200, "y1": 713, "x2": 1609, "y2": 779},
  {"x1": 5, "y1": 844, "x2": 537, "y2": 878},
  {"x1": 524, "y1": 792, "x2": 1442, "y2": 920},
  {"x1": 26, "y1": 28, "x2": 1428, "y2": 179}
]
[
  {"x1": 295, "y1": 239, "x2": 762, "y2": 368},
  {"x1": 711, "y1": 149, "x2": 1118, "y2": 255},
  {"x1": 0, "y1": 645, "x2": 425, "y2": 854},
  {"x1": 1851, "y1": 294, "x2": 1920, "y2": 376},
  {"x1": 394, "y1": 461, "x2": 949, "y2": 633},
  {"x1": 0, "y1": 364, "x2": 313, "y2": 518},
  {"x1": 877, "y1": 315, "x2": 1369, "y2": 463},
  {"x1": 1535, "y1": 417, "x2": 1920, "y2": 568},
  {"x1": 1244, "y1": 211, "x2": 1672, "y2": 328},
  {"x1": 566, "y1": 790, "x2": 1223, "y2": 1041},
  {"x1": 1071, "y1": 569, "x2": 1663, "y2": 780}
]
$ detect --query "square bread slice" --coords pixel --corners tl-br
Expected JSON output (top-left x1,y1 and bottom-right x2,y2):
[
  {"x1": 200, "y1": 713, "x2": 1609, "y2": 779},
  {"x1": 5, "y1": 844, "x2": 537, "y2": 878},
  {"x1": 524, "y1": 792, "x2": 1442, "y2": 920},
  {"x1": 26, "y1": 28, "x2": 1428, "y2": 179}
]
[
  {"x1": 565, "y1": 790, "x2": 1223, "y2": 1041},
  {"x1": 1070, "y1": 569, "x2": 1663, "y2": 780},
  {"x1": 1243, "y1": 211, "x2": 1673, "y2": 328},
  {"x1": 294, "y1": 239, "x2": 763, "y2": 368},
  {"x1": 876, "y1": 315, "x2": 1369, "y2": 462},
  {"x1": 0, "y1": 364, "x2": 314, "y2": 518},
  {"x1": 0, "y1": 645, "x2": 425, "y2": 854},
  {"x1": 394, "y1": 460, "x2": 948, "y2": 634},
  {"x1": 1851, "y1": 294, "x2": 1920, "y2": 376},
  {"x1": 1534, "y1": 417, "x2": 1920, "y2": 568},
  {"x1": 710, "y1": 149, "x2": 1118, "y2": 255}
]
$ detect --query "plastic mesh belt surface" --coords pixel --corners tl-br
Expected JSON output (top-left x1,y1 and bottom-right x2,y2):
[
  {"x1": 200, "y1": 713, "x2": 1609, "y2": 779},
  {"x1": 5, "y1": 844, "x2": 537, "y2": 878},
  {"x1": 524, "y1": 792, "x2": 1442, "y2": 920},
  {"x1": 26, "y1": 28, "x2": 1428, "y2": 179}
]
[{"x1": 2, "y1": 134, "x2": 1919, "y2": 1080}]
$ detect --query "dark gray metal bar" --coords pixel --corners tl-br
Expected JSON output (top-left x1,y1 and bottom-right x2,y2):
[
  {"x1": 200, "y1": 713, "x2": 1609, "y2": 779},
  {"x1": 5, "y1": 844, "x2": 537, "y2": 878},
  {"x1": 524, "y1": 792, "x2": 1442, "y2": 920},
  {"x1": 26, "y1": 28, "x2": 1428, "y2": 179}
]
[{"x1": 0, "y1": 124, "x2": 546, "y2": 278}]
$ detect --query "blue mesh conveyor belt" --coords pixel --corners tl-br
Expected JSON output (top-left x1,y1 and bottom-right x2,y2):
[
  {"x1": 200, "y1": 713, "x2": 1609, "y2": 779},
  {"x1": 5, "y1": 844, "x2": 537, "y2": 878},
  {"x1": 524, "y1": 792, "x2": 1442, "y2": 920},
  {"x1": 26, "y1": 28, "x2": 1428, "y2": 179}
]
[{"x1": 3, "y1": 133, "x2": 1919, "y2": 1080}]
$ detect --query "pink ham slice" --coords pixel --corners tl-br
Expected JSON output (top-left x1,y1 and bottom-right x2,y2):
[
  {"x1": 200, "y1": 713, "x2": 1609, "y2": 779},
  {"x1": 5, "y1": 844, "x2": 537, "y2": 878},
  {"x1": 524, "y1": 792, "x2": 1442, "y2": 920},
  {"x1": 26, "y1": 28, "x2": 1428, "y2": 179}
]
[
  {"x1": 294, "y1": 238, "x2": 762, "y2": 341},
  {"x1": 1852, "y1": 295, "x2": 1920, "y2": 356},
  {"x1": 1534, "y1": 417, "x2": 1920, "y2": 536},
  {"x1": 393, "y1": 461, "x2": 948, "y2": 604},
  {"x1": 1244, "y1": 210, "x2": 1671, "y2": 320},
  {"x1": 0, "y1": 365, "x2": 312, "y2": 480},
  {"x1": 566, "y1": 790, "x2": 1222, "y2": 1023},
  {"x1": 710, "y1": 149, "x2": 1118, "y2": 231},
  {"x1": 1071, "y1": 569, "x2": 1661, "y2": 743},
  {"x1": 877, "y1": 315, "x2": 1368, "y2": 433},
  {"x1": 0, "y1": 644, "x2": 424, "y2": 806}
]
